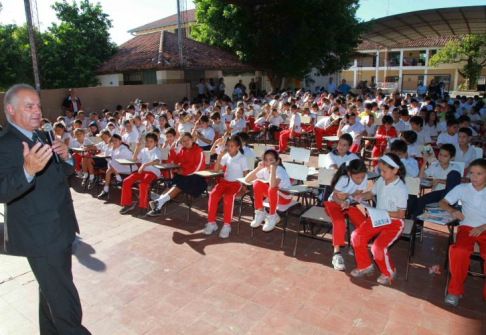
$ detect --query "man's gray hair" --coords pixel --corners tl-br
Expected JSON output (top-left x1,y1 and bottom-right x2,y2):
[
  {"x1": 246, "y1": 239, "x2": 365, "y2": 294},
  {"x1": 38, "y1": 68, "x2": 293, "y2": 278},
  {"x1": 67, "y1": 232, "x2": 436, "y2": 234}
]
[{"x1": 4, "y1": 84, "x2": 38, "y2": 122}]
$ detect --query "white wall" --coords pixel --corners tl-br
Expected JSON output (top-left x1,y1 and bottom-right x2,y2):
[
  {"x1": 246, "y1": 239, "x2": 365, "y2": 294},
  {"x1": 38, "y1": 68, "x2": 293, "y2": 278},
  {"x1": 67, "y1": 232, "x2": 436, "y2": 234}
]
[
  {"x1": 302, "y1": 69, "x2": 338, "y2": 92},
  {"x1": 96, "y1": 74, "x2": 122, "y2": 86}
]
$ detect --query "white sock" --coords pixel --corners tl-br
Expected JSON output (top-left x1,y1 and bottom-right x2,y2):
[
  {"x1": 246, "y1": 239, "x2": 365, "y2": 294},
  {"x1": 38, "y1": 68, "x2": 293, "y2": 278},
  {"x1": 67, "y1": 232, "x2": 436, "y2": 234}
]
[
  {"x1": 115, "y1": 175, "x2": 122, "y2": 182},
  {"x1": 157, "y1": 194, "x2": 170, "y2": 209},
  {"x1": 103, "y1": 186, "x2": 109, "y2": 192},
  {"x1": 83, "y1": 172, "x2": 88, "y2": 178},
  {"x1": 89, "y1": 175, "x2": 95, "y2": 181}
]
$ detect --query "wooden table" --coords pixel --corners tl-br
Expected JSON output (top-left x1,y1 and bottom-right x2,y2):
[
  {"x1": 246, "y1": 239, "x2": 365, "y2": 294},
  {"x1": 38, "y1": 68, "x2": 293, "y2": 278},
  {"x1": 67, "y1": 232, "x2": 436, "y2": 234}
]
[
  {"x1": 116, "y1": 159, "x2": 139, "y2": 165},
  {"x1": 154, "y1": 163, "x2": 180, "y2": 171}
]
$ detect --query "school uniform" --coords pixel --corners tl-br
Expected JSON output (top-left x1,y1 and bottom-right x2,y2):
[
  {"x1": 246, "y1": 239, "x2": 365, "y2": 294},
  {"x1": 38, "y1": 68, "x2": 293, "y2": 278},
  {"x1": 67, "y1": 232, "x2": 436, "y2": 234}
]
[
  {"x1": 168, "y1": 144, "x2": 207, "y2": 197},
  {"x1": 69, "y1": 138, "x2": 93, "y2": 171},
  {"x1": 415, "y1": 129, "x2": 432, "y2": 146},
  {"x1": 279, "y1": 113, "x2": 301, "y2": 151},
  {"x1": 121, "y1": 147, "x2": 162, "y2": 209},
  {"x1": 326, "y1": 150, "x2": 359, "y2": 169},
  {"x1": 196, "y1": 127, "x2": 215, "y2": 150},
  {"x1": 444, "y1": 183, "x2": 486, "y2": 300},
  {"x1": 392, "y1": 120, "x2": 407, "y2": 134},
  {"x1": 92, "y1": 141, "x2": 111, "y2": 168},
  {"x1": 437, "y1": 132, "x2": 458, "y2": 146},
  {"x1": 221, "y1": 113, "x2": 234, "y2": 124},
  {"x1": 107, "y1": 145, "x2": 134, "y2": 175},
  {"x1": 314, "y1": 117, "x2": 339, "y2": 150},
  {"x1": 351, "y1": 177, "x2": 408, "y2": 277},
  {"x1": 178, "y1": 122, "x2": 194, "y2": 135},
  {"x1": 401, "y1": 157, "x2": 419, "y2": 177},
  {"x1": 212, "y1": 121, "x2": 226, "y2": 137},
  {"x1": 341, "y1": 122, "x2": 365, "y2": 153},
  {"x1": 407, "y1": 143, "x2": 418, "y2": 157},
  {"x1": 254, "y1": 166, "x2": 292, "y2": 215},
  {"x1": 207, "y1": 152, "x2": 249, "y2": 224},
  {"x1": 424, "y1": 161, "x2": 462, "y2": 191},
  {"x1": 229, "y1": 118, "x2": 247, "y2": 135},
  {"x1": 268, "y1": 115, "x2": 284, "y2": 140},
  {"x1": 424, "y1": 123, "x2": 439, "y2": 138},
  {"x1": 243, "y1": 146, "x2": 255, "y2": 158},
  {"x1": 454, "y1": 145, "x2": 477, "y2": 169},
  {"x1": 253, "y1": 117, "x2": 266, "y2": 131},
  {"x1": 324, "y1": 175, "x2": 368, "y2": 247},
  {"x1": 372, "y1": 125, "x2": 398, "y2": 167},
  {"x1": 122, "y1": 128, "x2": 140, "y2": 144}
]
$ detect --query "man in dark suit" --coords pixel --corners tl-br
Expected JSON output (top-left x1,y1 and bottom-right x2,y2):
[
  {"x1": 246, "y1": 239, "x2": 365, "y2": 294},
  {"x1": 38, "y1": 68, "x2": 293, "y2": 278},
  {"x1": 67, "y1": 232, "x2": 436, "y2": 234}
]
[{"x1": 0, "y1": 84, "x2": 90, "y2": 334}]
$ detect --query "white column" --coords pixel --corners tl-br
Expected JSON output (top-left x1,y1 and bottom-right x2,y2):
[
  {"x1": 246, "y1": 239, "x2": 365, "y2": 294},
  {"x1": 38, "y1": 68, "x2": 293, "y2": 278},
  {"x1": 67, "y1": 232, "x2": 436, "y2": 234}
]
[
  {"x1": 400, "y1": 50, "x2": 404, "y2": 68},
  {"x1": 399, "y1": 68, "x2": 403, "y2": 91},
  {"x1": 425, "y1": 49, "x2": 429, "y2": 67},
  {"x1": 454, "y1": 68, "x2": 459, "y2": 92},
  {"x1": 353, "y1": 69, "x2": 357, "y2": 88},
  {"x1": 375, "y1": 52, "x2": 379, "y2": 84}
]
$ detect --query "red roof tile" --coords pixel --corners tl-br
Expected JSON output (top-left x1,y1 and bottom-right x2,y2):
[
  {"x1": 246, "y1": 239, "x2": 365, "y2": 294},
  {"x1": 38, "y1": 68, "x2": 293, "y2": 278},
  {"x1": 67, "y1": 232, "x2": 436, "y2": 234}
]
[
  {"x1": 128, "y1": 9, "x2": 196, "y2": 34},
  {"x1": 96, "y1": 31, "x2": 252, "y2": 74},
  {"x1": 356, "y1": 35, "x2": 464, "y2": 50}
]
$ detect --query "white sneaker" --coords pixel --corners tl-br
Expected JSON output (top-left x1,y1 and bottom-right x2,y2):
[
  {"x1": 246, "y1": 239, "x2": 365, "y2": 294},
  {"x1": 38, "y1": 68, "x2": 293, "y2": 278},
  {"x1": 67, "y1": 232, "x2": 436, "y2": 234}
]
[
  {"x1": 250, "y1": 210, "x2": 267, "y2": 228},
  {"x1": 332, "y1": 253, "x2": 346, "y2": 271},
  {"x1": 262, "y1": 213, "x2": 280, "y2": 232},
  {"x1": 219, "y1": 225, "x2": 231, "y2": 238},
  {"x1": 204, "y1": 223, "x2": 218, "y2": 235}
]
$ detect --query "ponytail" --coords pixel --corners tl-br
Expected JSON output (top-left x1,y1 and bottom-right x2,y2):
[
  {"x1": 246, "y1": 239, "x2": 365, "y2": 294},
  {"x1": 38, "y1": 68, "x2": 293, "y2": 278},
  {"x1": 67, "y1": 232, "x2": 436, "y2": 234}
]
[
  {"x1": 330, "y1": 158, "x2": 367, "y2": 191},
  {"x1": 379, "y1": 153, "x2": 406, "y2": 181}
]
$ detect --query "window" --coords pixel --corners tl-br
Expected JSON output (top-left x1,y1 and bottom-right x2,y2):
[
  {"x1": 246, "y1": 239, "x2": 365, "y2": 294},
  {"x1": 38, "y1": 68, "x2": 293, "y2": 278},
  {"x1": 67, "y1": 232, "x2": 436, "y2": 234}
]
[
  {"x1": 387, "y1": 52, "x2": 400, "y2": 66},
  {"x1": 385, "y1": 76, "x2": 399, "y2": 83}
]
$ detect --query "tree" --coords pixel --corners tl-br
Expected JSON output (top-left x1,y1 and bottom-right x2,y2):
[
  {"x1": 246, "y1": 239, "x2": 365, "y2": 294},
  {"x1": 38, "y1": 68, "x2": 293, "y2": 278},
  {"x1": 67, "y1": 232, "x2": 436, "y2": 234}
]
[
  {"x1": 191, "y1": 0, "x2": 367, "y2": 89},
  {"x1": 428, "y1": 34, "x2": 486, "y2": 90},
  {"x1": 40, "y1": 0, "x2": 117, "y2": 88}
]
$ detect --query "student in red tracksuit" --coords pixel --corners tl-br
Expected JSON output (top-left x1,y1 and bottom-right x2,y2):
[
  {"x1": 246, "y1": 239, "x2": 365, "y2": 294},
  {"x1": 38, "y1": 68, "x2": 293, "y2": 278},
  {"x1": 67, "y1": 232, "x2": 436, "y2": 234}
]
[
  {"x1": 350, "y1": 153, "x2": 408, "y2": 285},
  {"x1": 204, "y1": 136, "x2": 249, "y2": 238},
  {"x1": 147, "y1": 132, "x2": 207, "y2": 216},
  {"x1": 119, "y1": 133, "x2": 162, "y2": 218},
  {"x1": 372, "y1": 115, "x2": 397, "y2": 167},
  {"x1": 324, "y1": 159, "x2": 368, "y2": 271},
  {"x1": 244, "y1": 149, "x2": 292, "y2": 232},
  {"x1": 440, "y1": 159, "x2": 486, "y2": 307}
]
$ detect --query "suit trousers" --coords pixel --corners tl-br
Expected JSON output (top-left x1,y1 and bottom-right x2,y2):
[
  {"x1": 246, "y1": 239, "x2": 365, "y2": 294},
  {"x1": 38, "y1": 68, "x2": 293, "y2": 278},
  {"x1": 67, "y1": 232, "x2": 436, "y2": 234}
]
[{"x1": 28, "y1": 246, "x2": 90, "y2": 335}]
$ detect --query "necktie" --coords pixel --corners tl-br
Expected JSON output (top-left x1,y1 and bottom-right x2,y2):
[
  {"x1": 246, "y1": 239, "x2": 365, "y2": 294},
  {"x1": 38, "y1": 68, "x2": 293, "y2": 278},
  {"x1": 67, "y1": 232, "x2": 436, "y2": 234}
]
[{"x1": 32, "y1": 132, "x2": 39, "y2": 144}]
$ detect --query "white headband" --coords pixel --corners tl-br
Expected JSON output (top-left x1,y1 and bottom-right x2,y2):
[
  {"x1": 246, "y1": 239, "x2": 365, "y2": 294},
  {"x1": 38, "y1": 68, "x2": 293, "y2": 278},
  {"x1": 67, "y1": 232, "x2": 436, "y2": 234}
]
[{"x1": 380, "y1": 155, "x2": 399, "y2": 169}]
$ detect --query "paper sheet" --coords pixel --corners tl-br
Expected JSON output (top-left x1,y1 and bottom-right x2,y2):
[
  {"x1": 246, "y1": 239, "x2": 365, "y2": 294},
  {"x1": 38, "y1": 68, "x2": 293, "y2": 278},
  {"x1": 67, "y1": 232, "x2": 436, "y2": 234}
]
[{"x1": 354, "y1": 200, "x2": 392, "y2": 228}]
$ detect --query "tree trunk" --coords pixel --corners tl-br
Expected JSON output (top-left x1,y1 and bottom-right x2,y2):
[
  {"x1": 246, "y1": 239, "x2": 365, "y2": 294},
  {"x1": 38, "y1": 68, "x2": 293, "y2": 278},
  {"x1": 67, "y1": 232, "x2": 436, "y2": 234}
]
[{"x1": 267, "y1": 71, "x2": 283, "y2": 91}]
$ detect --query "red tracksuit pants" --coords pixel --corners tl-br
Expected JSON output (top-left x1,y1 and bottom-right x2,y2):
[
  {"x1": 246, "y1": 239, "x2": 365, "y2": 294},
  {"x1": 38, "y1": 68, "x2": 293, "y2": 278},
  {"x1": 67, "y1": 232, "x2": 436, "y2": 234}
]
[
  {"x1": 371, "y1": 144, "x2": 386, "y2": 167},
  {"x1": 448, "y1": 226, "x2": 486, "y2": 300},
  {"x1": 73, "y1": 153, "x2": 82, "y2": 171},
  {"x1": 324, "y1": 202, "x2": 366, "y2": 246},
  {"x1": 207, "y1": 179, "x2": 242, "y2": 224},
  {"x1": 121, "y1": 171, "x2": 157, "y2": 208},
  {"x1": 253, "y1": 180, "x2": 292, "y2": 215},
  {"x1": 279, "y1": 130, "x2": 300, "y2": 151},
  {"x1": 314, "y1": 126, "x2": 338, "y2": 150},
  {"x1": 351, "y1": 217, "x2": 405, "y2": 277}
]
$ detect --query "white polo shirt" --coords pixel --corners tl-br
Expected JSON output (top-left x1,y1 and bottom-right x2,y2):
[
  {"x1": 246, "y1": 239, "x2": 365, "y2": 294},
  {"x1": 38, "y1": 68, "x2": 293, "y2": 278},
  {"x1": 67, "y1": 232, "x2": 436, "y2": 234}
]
[
  {"x1": 256, "y1": 165, "x2": 291, "y2": 189},
  {"x1": 454, "y1": 145, "x2": 477, "y2": 168},
  {"x1": 331, "y1": 175, "x2": 368, "y2": 201},
  {"x1": 289, "y1": 113, "x2": 301, "y2": 133},
  {"x1": 69, "y1": 138, "x2": 92, "y2": 149},
  {"x1": 122, "y1": 128, "x2": 140, "y2": 144},
  {"x1": 220, "y1": 152, "x2": 249, "y2": 182},
  {"x1": 221, "y1": 113, "x2": 234, "y2": 123},
  {"x1": 341, "y1": 122, "x2": 365, "y2": 145},
  {"x1": 327, "y1": 150, "x2": 359, "y2": 169},
  {"x1": 444, "y1": 183, "x2": 486, "y2": 228},
  {"x1": 424, "y1": 161, "x2": 462, "y2": 191},
  {"x1": 392, "y1": 120, "x2": 407, "y2": 134},
  {"x1": 437, "y1": 132, "x2": 458, "y2": 146},
  {"x1": 230, "y1": 118, "x2": 247, "y2": 134},
  {"x1": 415, "y1": 129, "x2": 432, "y2": 146},
  {"x1": 268, "y1": 115, "x2": 284, "y2": 127},
  {"x1": 196, "y1": 127, "x2": 215, "y2": 147},
  {"x1": 371, "y1": 177, "x2": 408, "y2": 212},
  {"x1": 212, "y1": 121, "x2": 226, "y2": 136},
  {"x1": 424, "y1": 123, "x2": 439, "y2": 137},
  {"x1": 401, "y1": 157, "x2": 419, "y2": 178},
  {"x1": 315, "y1": 117, "x2": 331, "y2": 130},
  {"x1": 137, "y1": 147, "x2": 162, "y2": 177},
  {"x1": 243, "y1": 146, "x2": 255, "y2": 158}
]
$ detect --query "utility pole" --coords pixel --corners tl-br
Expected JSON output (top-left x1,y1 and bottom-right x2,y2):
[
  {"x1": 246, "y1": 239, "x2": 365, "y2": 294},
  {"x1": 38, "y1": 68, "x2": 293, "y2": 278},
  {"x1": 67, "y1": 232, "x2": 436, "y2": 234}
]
[
  {"x1": 24, "y1": 0, "x2": 41, "y2": 91},
  {"x1": 176, "y1": 0, "x2": 183, "y2": 68}
]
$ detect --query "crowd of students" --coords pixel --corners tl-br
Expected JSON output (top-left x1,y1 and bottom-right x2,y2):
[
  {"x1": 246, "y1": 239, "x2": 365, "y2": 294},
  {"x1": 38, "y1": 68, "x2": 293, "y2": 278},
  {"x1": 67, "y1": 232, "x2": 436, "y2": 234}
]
[{"x1": 34, "y1": 86, "x2": 486, "y2": 308}]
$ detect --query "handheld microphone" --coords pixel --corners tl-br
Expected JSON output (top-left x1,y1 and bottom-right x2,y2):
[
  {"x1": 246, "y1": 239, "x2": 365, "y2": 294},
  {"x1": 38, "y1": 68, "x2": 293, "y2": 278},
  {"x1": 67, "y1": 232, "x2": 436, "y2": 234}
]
[{"x1": 42, "y1": 123, "x2": 61, "y2": 164}]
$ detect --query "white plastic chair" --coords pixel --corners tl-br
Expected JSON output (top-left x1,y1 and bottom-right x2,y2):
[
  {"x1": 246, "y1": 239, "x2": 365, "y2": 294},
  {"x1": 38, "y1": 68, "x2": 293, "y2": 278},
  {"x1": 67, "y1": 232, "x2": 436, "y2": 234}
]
[
  {"x1": 253, "y1": 144, "x2": 268, "y2": 158},
  {"x1": 289, "y1": 147, "x2": 311, "y2": 164},
  {"x1": 473, "y1": 146, "x2": 483, "y2": 159},
  {"x1": 317, "y1": 153, "x2": 330, "y2": 169}
]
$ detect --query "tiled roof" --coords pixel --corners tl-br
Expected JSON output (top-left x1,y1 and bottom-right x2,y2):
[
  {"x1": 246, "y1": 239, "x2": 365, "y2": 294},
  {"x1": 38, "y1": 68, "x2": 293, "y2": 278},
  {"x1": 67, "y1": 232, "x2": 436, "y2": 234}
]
[
  {"x1": 128, "y1": 9, "x2": 196, "y2": 34},
  {"x1": 356, "y1": 35, "x2": 464, "y2": 50},
  {"x1": 96, "y1": 31, "x2": 252, "y2": 74}
]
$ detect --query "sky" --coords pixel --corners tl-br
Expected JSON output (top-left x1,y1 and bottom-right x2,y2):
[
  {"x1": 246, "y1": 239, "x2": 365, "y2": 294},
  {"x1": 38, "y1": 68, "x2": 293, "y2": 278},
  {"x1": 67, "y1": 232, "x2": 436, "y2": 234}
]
[{"x1": 0, "y1": 0, "x2": 484, "y2": 46}]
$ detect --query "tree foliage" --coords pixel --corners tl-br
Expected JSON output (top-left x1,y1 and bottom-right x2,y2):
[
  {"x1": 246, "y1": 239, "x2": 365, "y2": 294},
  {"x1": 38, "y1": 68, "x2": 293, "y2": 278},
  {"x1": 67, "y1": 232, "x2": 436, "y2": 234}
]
[
  {"x1": 428, "y1": 34, "x2": 486, "y2": 90},
  {"x1": 191, "y1": 0, "x2": 368, "y2": 89},
  {"x1": 0, "y1": 0, "x2": 116, "y2": 91}
]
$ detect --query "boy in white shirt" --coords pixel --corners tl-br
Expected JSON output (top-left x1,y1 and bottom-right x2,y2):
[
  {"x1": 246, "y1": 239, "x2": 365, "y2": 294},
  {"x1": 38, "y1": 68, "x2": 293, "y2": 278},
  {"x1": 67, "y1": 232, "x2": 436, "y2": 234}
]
[
  {"x1": 337, "y1": 113, "x2": 366, "y2": 153},
  {"x1": 278, "y1": 105, "x2": 301, "y2": 153},
  {"x1": 455, "y1": 127, "x2": 477, "y2": 171},
  {"x1": 210, "y1": 112, "x2": 227, "y2": 138},
  {"x1": 410, "y1": 116, "x2": 432, "y2": 146},
  {"x1": 437, "y1": 119, "x2": 459, "y2": 146},
  {"x1": 325, "y1": 134, "x2": 359, "y2": 169},
  {"x1": 192, "y1": 115, "x2": 215, "y2": 151}
]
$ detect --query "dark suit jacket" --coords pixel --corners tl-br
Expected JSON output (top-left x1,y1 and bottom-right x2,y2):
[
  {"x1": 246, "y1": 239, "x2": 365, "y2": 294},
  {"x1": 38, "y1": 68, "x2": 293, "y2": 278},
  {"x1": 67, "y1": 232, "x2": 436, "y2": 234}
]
[{"x1": 0, "y1": 123, "x2": 79, "y2": 257}]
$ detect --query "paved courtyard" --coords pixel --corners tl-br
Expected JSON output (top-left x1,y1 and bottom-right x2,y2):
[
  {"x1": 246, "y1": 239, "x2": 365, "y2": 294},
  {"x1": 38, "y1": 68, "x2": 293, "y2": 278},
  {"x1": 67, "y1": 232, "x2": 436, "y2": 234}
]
[{"x1": 0, "y1": 162, "x2": 485, "y2": 334}]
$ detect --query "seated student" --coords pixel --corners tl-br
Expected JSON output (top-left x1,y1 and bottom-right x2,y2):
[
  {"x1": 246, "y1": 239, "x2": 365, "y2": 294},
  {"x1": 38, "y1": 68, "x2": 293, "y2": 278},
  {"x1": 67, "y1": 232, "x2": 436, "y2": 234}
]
[
  {"x1": 361, "y1": 114, "x2": 376, "y2": 137},
  {"x1": 235, "y1": 132, "x2": 255, "y2": 158},
  {"x1": 371, "y1": 115, "x2": 397, "y2": 167},
  {"x1": 410, "y1": 116, "x2": 432, "y2": 146},
  {"x1": 325, "y1": 134, "x2": 359, "y2": 169},
  {"x1": 221, "y1": 106, "x2": 234, "y2": 125},
  {"x1": 455, "y1": 127, "x2": 477, "y2": 172},
  {"x1": 244, "y1": 149, "x2": 292, "y2": 232},
  {"x1": 147, "y1": 132, "x2": 207, "y2": 216},
  {"x1": 119, "y1": 133, "x2": 162, "y2": 218},
  {"x1": 97, "y1": 134, "x2": 134, "y2": 198},
  {"x1": 399, "y1": 109, "x2": 411, "y2": 129},
  {"x1": 229, "y1": 108, "x2": 247, "y2": 135},
  {"x1": 457, "y1": 115, "x2": 478, "y2": 137},
  {"x1": 314, "y1": 108, "x2": 341, "y2": 153},
  {"x1": 205, "y1": 136, "x2": 249, "y2": 238},
  {"x1": 401, "y1": 130, "x2": 418, "y2": 158},
  {"x1": 210, "y1": 112, "x2": 226, "y2": 139},
  {"x1": 437, "y1": 119, "x2": 459, "y2": 146},
  {"x1": 121, "y1": 119, "x2": 140, "y2": 144},
  {"x1": 176, "y1": 112, "x2": 195, "y2": 138},
  {"x1": 391, "y1": 108, "x2": 407, "y2": 135},
  {"x1": 337, "y1": 113, "x2": 366, "y2": 153},
  {"x1": 413, "y1": 144, "x2": 462, "y2": 223},
  {"x1": 192, "y1": 115, "x2": 215, "y2": 151},
  {"x1": 390, "y1": 140, "x2": 419, "y2": 178},
  {"x1": 440, "y1": 159, "x2": 486, "y2": 307},
  {"x1": 279, "y1": 105, "x2": 302, "y2": 153},
  {"x1": 53, "y1": 122, "x2": 72, "y2": 146},
  {"x1": 253, "y1": 111, "x2": 267, "y2": 139},
  {"x1": 351, "y1": 153, "x2": 408, "y2": 285},
  {"x1": 161, "y1": 127, "x2": 181, "y2": 152},
  {"x1": 81, "y1": 129, "x2": 112, "y2": 189},
  {"x1": 69, "y1": 128, "x2": 93, "y2": 174},
  {"x1": 301, "y1": 107, "x2": 316, "y2": 133},
  {"x1": 358, "y1": 103, "x2": 376, "y2": 120},
  {"x1": 324, "y1": 159, "x2": 368, "y2": 271},
  {"x1": 87, "y1": 121, "x2": 99, "y2": 137},
  {"x1": 267, "y1": 108, "x2": 284, "y2": 141},
  {"x1": 424, "y1": 110, "x2": 440, "y2": 138}
]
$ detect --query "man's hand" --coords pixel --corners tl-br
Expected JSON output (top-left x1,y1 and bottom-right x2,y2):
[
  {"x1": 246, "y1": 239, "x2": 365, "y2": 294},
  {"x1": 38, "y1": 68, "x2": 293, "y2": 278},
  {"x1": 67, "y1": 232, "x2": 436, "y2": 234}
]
[
  {"x1": 52, "y1": 139, "x2": 70, "y2": 160},
  {"x1": 469, "y1": 224, "x2": 486, "y2": 237},
  {"x1": 23, "y1": 142, "x2": 52, "y2": 176},
  {"x1": 451, "y1": 209, "x2": 465, "y2": 221}
]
